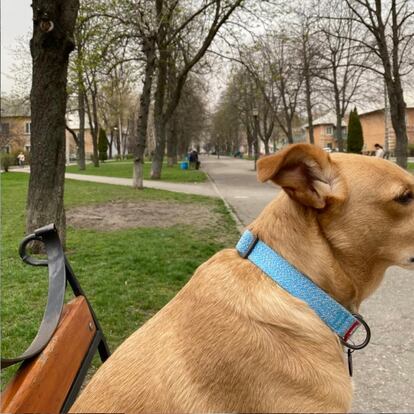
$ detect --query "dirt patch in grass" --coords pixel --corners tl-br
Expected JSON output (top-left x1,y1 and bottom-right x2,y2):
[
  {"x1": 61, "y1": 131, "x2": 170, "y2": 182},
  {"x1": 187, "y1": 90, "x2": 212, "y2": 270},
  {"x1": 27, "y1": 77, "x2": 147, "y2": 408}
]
[{"x1": 67, "y1": 201, "x2": 219, "y2": 231}]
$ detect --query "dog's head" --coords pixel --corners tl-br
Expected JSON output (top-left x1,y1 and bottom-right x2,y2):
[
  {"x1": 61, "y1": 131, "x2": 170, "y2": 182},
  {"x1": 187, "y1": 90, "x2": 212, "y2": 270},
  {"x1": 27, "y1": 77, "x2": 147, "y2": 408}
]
[{"x1": 257, "y1": 144, "x2": 414, "y2": 298}]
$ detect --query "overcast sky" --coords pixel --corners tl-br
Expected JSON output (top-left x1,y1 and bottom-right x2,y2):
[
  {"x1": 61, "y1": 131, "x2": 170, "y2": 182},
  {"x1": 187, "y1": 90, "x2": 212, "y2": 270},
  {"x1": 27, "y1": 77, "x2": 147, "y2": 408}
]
[{"x1": 1, "y1": 0, "x2": 32, "y2": 93}]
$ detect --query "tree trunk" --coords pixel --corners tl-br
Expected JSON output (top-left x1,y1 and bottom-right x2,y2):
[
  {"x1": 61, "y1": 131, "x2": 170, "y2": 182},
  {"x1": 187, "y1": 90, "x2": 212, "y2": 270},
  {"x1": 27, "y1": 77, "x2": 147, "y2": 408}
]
[
  {"x1": 85, "y1": 91, "x2": 99, "y2": 167},
  {"x1": 151, "y1": 118, "x2": 166, "y2": 179},
  {"x1": 91, "y1": 86, "x2": 99, "y2": 165},
  {"x1": 108, "y1": 132, "x2": 113, "y2": 159},
  {"x1": 26, "y1": 0, "x2": 79, "y2": 247},
  {"x1": 286, "y1": 122, "x2": 294, "y2": 144},
  {"x1": 77, "y1": 88, "x2": 86, "y2": 169},
  {"x1": 118, "y1": 116, "x2": 124, "y2": 159},
  {"x1": 151, "y1": 0, "x2": 168, "y2": 180},
  {"x1": 336, "y1": 113, "x2": 343, "y2": 152},
  {"x1": 115, "y1": 131, "x2": 121, "y2": 158},
  {"x1": 167, "y1": 117, "x2": 178, "y2": 166},
  {"x1": 177, "y1": 132, "x2": 187, "y2": 160},
  {"x1": 387, "y1": 80, "x2": 408, "y2": 168},
  {"x1": 151, "y1": 48, "x2": 168, "y2": 179},
  {"x1": 247, "y1": 141, "x2": 253, "y2": 158},
  {"x1": 305, "y1": 75, "x2": 314, "y2": 145},
  {"x1": 334, "y1": 86, "x2": 344, "y2": 151},
  {"x1": 132, "y1": 36, "x2": 156, "y2": 189}
]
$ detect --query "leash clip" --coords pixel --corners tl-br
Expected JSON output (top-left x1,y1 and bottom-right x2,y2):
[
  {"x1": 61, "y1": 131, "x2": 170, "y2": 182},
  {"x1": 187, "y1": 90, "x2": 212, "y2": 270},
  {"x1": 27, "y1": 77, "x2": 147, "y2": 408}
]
[
  {"x1": 340, "y1": 313, "x2": 371, "y2": 350},
  {"x1": 341, "y1": 314, "x2": 370, "y2": 377}
]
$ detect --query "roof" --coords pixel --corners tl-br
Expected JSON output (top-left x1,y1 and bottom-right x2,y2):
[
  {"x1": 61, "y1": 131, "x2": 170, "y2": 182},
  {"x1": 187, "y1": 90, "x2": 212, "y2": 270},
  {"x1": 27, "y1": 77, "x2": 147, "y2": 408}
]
[
  {"x1": 303, "y1": 112, "x2": 346, "y2": 128},
  {"x1": 0, "y1": 96, "x2": 31, "y2": 117},
  {"x1": 359, "y1": 103, "x2": 414, "y2": 117},
  {"x1": 358, "y1": 95, "x2": 414, "y2": 116}
]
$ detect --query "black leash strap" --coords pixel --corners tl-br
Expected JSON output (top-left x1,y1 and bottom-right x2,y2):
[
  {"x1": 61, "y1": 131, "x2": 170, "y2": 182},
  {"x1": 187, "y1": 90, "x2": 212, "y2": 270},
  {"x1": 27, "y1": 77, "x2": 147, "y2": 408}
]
[{"x1": 1, "y1": 224, "x2": 66, "y2": 369}]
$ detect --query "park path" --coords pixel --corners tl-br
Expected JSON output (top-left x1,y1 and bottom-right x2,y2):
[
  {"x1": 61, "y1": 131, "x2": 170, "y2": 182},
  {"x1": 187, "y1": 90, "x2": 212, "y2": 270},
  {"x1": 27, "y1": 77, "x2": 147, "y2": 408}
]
[
  {"x1": 200, "y1": 155, "x2": 280, "y2": 227},
  {"x1": 10, "y1": 159, "x2": 414, "y2": 413},
  {"x1": 10, "y1": 166, "x2": 217, "y2": 197}
]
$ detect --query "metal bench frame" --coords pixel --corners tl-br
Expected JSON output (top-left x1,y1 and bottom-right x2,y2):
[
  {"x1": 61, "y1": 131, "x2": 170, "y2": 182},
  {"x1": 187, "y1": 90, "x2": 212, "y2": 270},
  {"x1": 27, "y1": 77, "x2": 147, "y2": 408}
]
[{"x1": 1, "y1": 224, "x2": 110, "y2": 412}]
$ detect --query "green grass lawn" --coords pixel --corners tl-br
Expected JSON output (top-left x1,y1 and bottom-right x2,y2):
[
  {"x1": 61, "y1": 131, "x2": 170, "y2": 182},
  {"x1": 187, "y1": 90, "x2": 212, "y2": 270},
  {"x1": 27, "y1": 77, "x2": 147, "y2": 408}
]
[
  {"x1": 408, "y1": 162, "x2": 414, "y2": 171},
  {"x1": 1, "y1": 173, "x2": 239, "y2": 387},
  {"x1": 66, "y1": 160, "x2": 207, "y2": 183}
]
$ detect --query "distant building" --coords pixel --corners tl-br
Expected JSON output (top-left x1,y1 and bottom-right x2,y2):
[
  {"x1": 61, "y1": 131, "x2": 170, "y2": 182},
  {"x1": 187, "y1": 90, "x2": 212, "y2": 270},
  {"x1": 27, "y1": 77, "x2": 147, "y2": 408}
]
[
  {"x1": 303, "y1": 105, "x2": 414, "y2": 153},
  {"x1": 1, "y1": 96, "x2": 94, "y2": 162},
  {"x1": 358, "y1": 105, "x2": 414, "y2": 153},
  {"x1": 0, "y1": 98, "x2": 32, "y2": 153},
  {"x1": 304, "y1": 113, "x2": 347, "y2": 150}
]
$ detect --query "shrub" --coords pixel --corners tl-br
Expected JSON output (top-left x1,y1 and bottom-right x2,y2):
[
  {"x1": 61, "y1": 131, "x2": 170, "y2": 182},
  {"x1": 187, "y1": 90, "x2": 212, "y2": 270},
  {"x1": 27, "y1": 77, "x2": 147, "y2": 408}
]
[
  {"x1": 0, "y1": 153, "x2": 16, "y2": 172},
  {"x1": 98, "y1": 128, "x2": 108, "y2": 161},
  {"x1": 347, "y1": 107, "x2": 364, "y2": 154}
]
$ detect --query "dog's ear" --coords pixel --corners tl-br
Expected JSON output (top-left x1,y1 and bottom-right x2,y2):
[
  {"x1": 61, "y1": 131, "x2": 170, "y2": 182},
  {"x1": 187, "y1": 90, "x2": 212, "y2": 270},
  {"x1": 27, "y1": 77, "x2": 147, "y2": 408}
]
[{"x1": 257, "y1": 144, "x2": 343, "y2": 209}]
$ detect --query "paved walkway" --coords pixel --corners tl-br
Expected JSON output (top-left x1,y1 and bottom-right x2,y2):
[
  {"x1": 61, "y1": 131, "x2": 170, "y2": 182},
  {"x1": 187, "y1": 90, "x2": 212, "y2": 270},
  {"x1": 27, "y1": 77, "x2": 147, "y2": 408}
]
[
  {"x1": 201, "y1": 156, "x2": 280, "y2": 226},
  {"x1": 10, "y1": 166, "x2": 217, "y2": 197}
]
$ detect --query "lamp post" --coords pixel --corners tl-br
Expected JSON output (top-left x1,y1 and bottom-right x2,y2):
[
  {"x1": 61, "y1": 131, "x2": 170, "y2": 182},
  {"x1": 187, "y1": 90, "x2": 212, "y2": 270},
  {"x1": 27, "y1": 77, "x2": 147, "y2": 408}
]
[{"x1": 252, "y1": 108, "x2": 259, "y2": 171}]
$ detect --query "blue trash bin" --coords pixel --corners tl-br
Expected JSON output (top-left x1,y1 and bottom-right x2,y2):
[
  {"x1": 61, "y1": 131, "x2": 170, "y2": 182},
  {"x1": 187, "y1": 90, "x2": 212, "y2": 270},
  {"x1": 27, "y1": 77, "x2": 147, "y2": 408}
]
[{"x1": 180, "y1": 161, "x2": 189, "y2": 170}]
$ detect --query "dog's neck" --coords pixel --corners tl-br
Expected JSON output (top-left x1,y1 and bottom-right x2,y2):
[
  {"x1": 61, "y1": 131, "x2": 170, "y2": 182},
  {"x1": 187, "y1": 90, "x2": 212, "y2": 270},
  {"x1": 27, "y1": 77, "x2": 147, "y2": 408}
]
[{"x1": 249, "y1": 194, "x2": 383, "y2": 311}]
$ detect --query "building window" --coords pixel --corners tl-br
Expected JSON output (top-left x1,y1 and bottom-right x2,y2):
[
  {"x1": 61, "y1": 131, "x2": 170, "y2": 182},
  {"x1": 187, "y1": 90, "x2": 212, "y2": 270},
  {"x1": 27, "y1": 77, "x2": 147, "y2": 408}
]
[
  {"x1": 25, "y1": 145, "x2": 31, "y2": 152},
  {"x1": 1, "y1": 145, "x2": 10, "y2": 153},
  {"x1": 25, "y1": 122, "x2": 32, "y2": 134},
  {"x1": 325, "y1": 126, "x2": 333, "y2": 135},
  {"x1": 0, "y1": 123, "x2": 10, "y2": 135}
]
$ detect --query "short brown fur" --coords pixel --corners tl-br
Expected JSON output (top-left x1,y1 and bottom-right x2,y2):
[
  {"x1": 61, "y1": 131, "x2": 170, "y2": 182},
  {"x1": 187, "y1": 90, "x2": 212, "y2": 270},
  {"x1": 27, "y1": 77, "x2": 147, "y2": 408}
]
[{"x1": 71, "y1": 144, "x2": 414, "y2": 413}]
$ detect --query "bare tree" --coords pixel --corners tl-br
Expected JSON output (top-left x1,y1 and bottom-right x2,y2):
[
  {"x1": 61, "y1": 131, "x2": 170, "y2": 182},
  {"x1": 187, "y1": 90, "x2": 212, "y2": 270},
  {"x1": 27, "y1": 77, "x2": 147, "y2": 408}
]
[
  {"x1": 317, "y1": 1, "x2": 368, "y2": 151},
  {"x1": 211, "y1": 92, "x2": 241, "y2": 155},
  {"x1": 293, "y1": 5, "x2": 323, "y2": 145},
  {"x1": 344, "y1": 0, "x2": 414, "y2": 167},
  {"x1": 150, "y1": 0, "x2": 244, "y2": 180},
  {"x1": 243, "y1": 34, "x2": 304, "y2": 144},
  {"x1": 175, "y1": 78, "x2": 208, "y2": 159}
]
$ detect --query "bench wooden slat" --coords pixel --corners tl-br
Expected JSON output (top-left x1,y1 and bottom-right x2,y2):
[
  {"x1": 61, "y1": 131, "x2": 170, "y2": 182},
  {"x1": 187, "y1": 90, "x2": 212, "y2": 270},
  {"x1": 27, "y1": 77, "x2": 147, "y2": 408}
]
[{"x1": 1, "y1": 296, "x2": 96, "y2": 413}]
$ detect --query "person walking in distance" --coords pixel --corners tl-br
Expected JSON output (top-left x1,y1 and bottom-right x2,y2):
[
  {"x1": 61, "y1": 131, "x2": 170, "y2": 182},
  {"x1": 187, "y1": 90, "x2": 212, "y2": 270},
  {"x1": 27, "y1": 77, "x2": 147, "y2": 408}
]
[
  {"x1": 17, "y1": 152, "x2": 25, "y2": 166},
  {"x1": 374, "y1": 144, "x2": 385, "y2": 158}
]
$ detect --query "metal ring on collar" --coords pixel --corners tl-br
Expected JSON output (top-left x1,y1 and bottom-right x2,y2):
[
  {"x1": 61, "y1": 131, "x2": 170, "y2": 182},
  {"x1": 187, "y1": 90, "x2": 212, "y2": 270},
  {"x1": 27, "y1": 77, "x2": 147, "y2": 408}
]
[{"x1": 340, "y1": 313, "x2": 371, "y2": 350}]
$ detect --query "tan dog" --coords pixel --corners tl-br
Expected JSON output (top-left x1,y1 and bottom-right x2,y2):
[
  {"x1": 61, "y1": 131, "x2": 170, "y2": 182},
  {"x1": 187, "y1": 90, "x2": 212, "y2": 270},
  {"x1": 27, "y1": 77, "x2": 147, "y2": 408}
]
[{"x1": 71, "y1": 144, "x2": 414, "y2": 413}]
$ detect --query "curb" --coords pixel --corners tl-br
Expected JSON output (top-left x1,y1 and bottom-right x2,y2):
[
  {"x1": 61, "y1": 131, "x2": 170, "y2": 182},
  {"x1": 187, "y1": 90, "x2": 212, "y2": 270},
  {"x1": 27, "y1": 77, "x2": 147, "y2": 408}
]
[{"x1": 204, "y1": 171, "x2": 245, "y2": 234}]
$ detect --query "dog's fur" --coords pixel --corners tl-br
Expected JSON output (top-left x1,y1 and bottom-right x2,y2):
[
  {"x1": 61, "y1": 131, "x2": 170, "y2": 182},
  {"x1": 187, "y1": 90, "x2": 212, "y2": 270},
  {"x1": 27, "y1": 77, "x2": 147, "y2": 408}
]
[{"x1": 71, "y1": 144, "x2": 414, "y2": 413}]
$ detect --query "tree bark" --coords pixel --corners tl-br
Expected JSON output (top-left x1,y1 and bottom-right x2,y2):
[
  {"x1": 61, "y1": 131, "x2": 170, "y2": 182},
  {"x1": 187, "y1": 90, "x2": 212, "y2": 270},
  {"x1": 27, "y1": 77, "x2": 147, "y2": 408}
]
[
  {"x1": 77, "y1": 88, "x2": 86, "y2": 169},
  {"x1": 333, "y1": 76, "x2": 344, "y2": 151},
  {"x1": 167, "y1": 117, "x2": 178, "y2": 166},
  {"x1": 108, "y1": 133, "x2": 113, "y2": 159},
  {"x1": 151, "y1": 25, "x2": 168, "y2": 178},
  {"x1": 85, "y1": 87, "x2": 99, "y2": 167},
  {"x1": 304, "y1": 71, "x2": 314, "y2": 145},
  {"x1": 302, "y1": 30, "x2": 315, "y2": 145},
  {"x1": 387, "y1": 80, "x2": 408, "y2": 167},
  {"x1": 132, "y1": 36, "x2": 156, "y2": 188},
  {"x1": 27, "y1": 0, "x2": 79, "y2": 247},
  {"x1": 380, "y1": 5, "x2": 408, "y2": 168}
]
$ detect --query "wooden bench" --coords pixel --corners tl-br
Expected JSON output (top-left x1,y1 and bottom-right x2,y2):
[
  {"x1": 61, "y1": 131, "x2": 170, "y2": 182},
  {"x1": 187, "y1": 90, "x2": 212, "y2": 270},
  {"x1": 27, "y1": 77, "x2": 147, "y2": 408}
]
[{"x1": 1, "y1": 224, "x2": 110, "y2": 413}]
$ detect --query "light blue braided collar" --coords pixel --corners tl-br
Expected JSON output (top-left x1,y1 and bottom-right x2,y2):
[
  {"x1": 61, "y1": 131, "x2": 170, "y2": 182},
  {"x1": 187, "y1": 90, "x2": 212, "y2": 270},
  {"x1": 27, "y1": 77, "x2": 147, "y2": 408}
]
[{"x1": 236, "y1": 230, "x2": 362, "y2": 343}]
